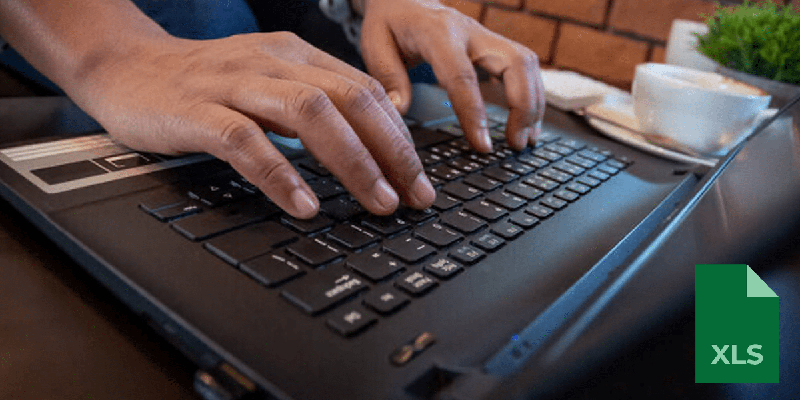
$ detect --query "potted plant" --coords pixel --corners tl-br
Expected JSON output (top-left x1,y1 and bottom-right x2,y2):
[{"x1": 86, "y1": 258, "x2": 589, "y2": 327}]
[{"x1": 696, "y1": 0, "x2": 799, "y2": 109}]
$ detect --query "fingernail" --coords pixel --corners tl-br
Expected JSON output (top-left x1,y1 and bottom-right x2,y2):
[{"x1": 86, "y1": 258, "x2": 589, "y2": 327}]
[
  {"x1": 388, "y1": 91, "x2": 402, "y2": 108},
  {"x1": 373, "y1": 177, "x2": 399, "y2": 213},
  {"x1": 291, "y1": 188, "x2": 318, "y2": 219},
  {"x1": 411, "y1": 171, "x2": 436, "y2": 207},
  {"x1": 479, "y1": 127, "x2": 493, "y2": 152}
]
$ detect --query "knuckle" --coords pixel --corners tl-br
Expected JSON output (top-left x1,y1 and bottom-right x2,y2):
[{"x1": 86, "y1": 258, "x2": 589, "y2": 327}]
[
  {"x1": 387, "y1": 134, "x2": 423, "y2": 185},
  {"x1": 447, "y1": 68, "x2": 478, "y2": 87},
  {"x1": 342, "y1": 83, "x2": 375, "y2": 113},
  {"x1": 216, "y1": 118, "x2": 257, "y2": 157},
  {"x1": 288, "y1": 87, "x2": 333, "y2": 121}
]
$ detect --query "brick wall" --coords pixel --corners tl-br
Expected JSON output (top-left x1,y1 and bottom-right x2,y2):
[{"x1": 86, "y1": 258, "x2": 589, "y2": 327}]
[{"x1": 441, "y1": 0, "x2": 793, "y2": 89}]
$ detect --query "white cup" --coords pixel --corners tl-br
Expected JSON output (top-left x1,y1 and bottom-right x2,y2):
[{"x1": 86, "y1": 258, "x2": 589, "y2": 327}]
[{"x1": 632, "y1": 63, "x2": 772, "y2": 156}]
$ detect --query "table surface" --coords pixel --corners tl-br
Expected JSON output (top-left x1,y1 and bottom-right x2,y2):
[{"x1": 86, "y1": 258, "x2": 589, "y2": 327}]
[{"x1": 2, "y1": 89, "x2": 799, "y2": 400}]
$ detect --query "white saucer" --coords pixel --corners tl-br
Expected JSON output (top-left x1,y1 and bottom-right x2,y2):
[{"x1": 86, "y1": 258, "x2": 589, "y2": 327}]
[{"x1": 582, "y1": 95, "x2": 718, "y2": 167}]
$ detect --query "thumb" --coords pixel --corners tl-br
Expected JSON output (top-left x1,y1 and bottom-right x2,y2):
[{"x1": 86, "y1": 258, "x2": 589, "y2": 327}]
[{"x1": 360, "y1": 21, "x2": 413, "y2": 114}]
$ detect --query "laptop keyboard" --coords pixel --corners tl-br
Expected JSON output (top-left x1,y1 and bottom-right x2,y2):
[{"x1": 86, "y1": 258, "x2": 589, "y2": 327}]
[{"x1": 138, "y1": 121, "x2": 631, "y2": 337}]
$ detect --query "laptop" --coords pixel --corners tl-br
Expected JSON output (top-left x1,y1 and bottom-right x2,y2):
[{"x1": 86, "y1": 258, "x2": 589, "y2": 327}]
[{"x1": 0, "y1": 84, "x2": 789, "y2": 400}]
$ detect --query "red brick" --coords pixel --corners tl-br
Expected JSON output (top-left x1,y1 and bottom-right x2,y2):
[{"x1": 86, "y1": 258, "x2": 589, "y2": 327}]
[
  {"x1": 483, "y1": 8, "x2": 558, "y2": 63},
  {"x1": 484, "y1": 0, "x2": 524, "y2": 9},
  {"x1": 554, "y1": 23, "x2": 649, "y2": 87},
  {"x1": 609, "y1": 0, "x2": 719, "y2": 41},
  {"x1": 651, "y1": 45, "x2": 667, "y2": 63},
  {"x1": 525, "y1": 0, "x2": 609, "y2": 25},
  {"x1": 441, "y1": 0, "x2": 483, "y2": 20}
]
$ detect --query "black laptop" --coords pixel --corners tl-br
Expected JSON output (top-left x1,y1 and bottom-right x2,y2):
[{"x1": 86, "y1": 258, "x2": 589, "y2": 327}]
[{"x1": 0, "y1": 84, "x2": 750, "y2": 400}]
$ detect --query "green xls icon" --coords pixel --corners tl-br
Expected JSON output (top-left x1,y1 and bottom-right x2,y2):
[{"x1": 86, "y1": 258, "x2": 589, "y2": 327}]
[{"x1": 696, "y1": 264, "x2": 779, "y2": 383}]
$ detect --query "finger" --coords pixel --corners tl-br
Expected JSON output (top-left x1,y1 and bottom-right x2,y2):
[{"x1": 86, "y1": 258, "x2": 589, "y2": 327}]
[
  {"x1": 219, "y1": 76, "x2": 406, "y2": 215},
  {"x1": 360, "y1": 19, "x2": 413, "y2": 114},
  {"x1": 196, "y1": 104, "x2": 319, "y2": 219},
  {"x1": 277, "y1": 33, "x2": 413, "y2": 145},
  {"x1": 290, "y1": 64, "x2": 435, "y2": 209},
  {"x1": 421, "y1": 37, "x2": 492, "y2": 153},
  {"x1": 470, "y1": 37, "x2": 544, "y2": 150}
]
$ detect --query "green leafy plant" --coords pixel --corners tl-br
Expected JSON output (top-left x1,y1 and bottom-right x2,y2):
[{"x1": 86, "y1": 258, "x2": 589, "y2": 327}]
[{"x1": 697, "y1": 0, "x2": 800, "y2": 85}]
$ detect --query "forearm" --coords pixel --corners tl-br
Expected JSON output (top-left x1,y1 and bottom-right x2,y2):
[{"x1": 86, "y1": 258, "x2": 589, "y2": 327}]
[{"x1": 0, "y1": 0, "x2": 169, "y2": 95}]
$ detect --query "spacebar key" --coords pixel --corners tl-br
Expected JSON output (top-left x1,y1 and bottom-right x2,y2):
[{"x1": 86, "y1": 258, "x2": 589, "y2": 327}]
[{"x1": 281, "y1": 265, "x2": 368, "y2": 315}]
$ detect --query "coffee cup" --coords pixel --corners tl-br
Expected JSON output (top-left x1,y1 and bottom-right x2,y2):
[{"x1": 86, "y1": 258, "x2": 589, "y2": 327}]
[{"x1": 632, "y1": 63, "x2": 771, "y2": 156}]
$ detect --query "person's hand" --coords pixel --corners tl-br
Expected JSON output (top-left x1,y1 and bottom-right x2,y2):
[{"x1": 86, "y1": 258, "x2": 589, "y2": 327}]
[
  {"x1": 70, "y1": 33, "x2": 436, "y2": 219},
  {"x1": 357, "y1": 0, "x2": 546, "y2": 152}
]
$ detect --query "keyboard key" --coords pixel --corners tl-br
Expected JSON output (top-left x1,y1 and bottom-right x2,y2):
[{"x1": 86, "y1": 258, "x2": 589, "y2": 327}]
[
  {"x1": 447, "y1": 157, "x2": 482, "y2": 173},
  {"x1": 442, "y1": 181, "x2": 482, "y2": 201},
  {"x1": 576, "y1": 176, "x2": 601, "y2": 188},
  {"x1": 508, "y1": 211, "x2": 539, "y2": 229},
  {"x1": 449, "y1": 244, "x2": 486, "y2": 265},
  {"x1": 308, "y1": 178, "x2": 346, "y2": 200},
  {"x1": 482, "y1": 166, "x2": 519, "y2": 183},
  {"x1": 395, "y1": 271, "x2": 438, "y2": 296},
  {"x1": 286, "y1": 237, "x2": 343, "y2": 267},
  {"x1": 281, "y1": 265, "x2": 368, "y2": 315},
  {"x1": 150, "y1": 202, "x2": 202, "y2": 222},
  {"x1": 423, "y1": 257, "x2": 463, "y2": 279},
  {"x1": 347, "y1": 250, "x2": 406, "y2": 281},
  {"x1": 491, "y1": 222, "x2": 524, "y2": 240},
  {"x1": 281, "y1": 214, "x2": 335, "y2": 234},
  {"x1": 485, "y1": 191, "x2": 526, "y2": 210},
  {"x1": 418, "y1": 150, "x2": 444, "y2": 166},
  {"x1": 552, "y1": 160, "x2": 586, "y2": 176},
  {"x1": 588, "y1": 170, "x2": 611, "y2": 181},
  {"x1": 538, "y1": 168, "x2": 572, "y2": 183},
  {"x1": 466, "y1": 153, "x2": 499, "y2": 166},
  {"x1": 501, "y1": 161, "x2": 535, "y2": 176},
  {"x1": 171, "y1": 197, "x2": 276, "y2": 241},
  {"x1": 240, "y1": 253, "x2": 305, "y2": 287},
  {"x1": 517, "y1": 154, "x2": 549, "y2": 168},
  {"x1": 398, "y1": 207, "x2": 438, "y2": 224},
  {"x1": 204, "y1": 221, "x2": 298, "y2": 265},
  {"x1": 139, "y1": 189, "x2": 189, "y2": 213},
  {"x1": 566, "y1": 182, "x2": 591, "y2": 194},
  {"x1": 505, "y1": 182, "x2": 544, "y2": 200},
  {"x1": 464, "y1": 200, "x2": 509, "y2": 222},
  {"x1": 463, "y1": 174, "x2": 502, "y2": 192},
  {"x1": 431, "y1": 193, "x2": 462, "y2": 212},
  {"x1": 565, "y1": 154, "x2": 597, "y2": 169},
  {"x1": 414, "y1": 222, "x2": 463, "y2": 248},
  {"x1": 525, "y1": 204, "x2": 554, "y2": 219},
  {"x1": 426, "y1": 165, "x2": 463, "y2": 181},
  {"x1": 362, "y1": 288, "x2": 410, "y2": 315},
  {"x1": 533, "y1": 148, "x2": 562, "y2": 162},
  {"x1": 578, "y1": 149, "x2": 608, "y2": 163},
  {"x1": 597, "y1": 164, "x2": 620, "y2": 175},
  {"x1": 605, "y1": 159, "x2": 626, "y2": 169},
  {"x1": 558, "y1": 139, "x2": 587, "y2": 150},
  {"x1": 320, "y1": 196, "x2": 365, "y2": 221},
  {"x1": 524, "y1": 176, "x2": 559, "y2": 192},
  {"x1": 327, "y1": 306, "x2": 377, "y2": 337},
  {"x1": 472, "y1": 232, "x2": 505, "y2": 252},
  {"x1": 188, "y1": 178, "x2": 248, "y2": 207},
  {"x1": 362, "y1": 215, "x2": 411, "y2": 236},
  {"x1": 544, "y1": 143, "x2": 574, "y2": 156},
  {"x1": 383, "y1": 236, "x2": 437, "y2": 264},
  {"x1": 297, "y1": 159, "x2": 331, "y2": 177},
  {"x1": 326, "y1": 224, "x2": 379, "y2": 250},
  {"x1": 441, "y1": 210, "x2": 487, "y2": 234},
  {"x1": 554, "y1": 188, "x2": 580, "y2": 202},
  {"x1": 541, "y1": 196, "x2": 568, "y2": 210}
]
